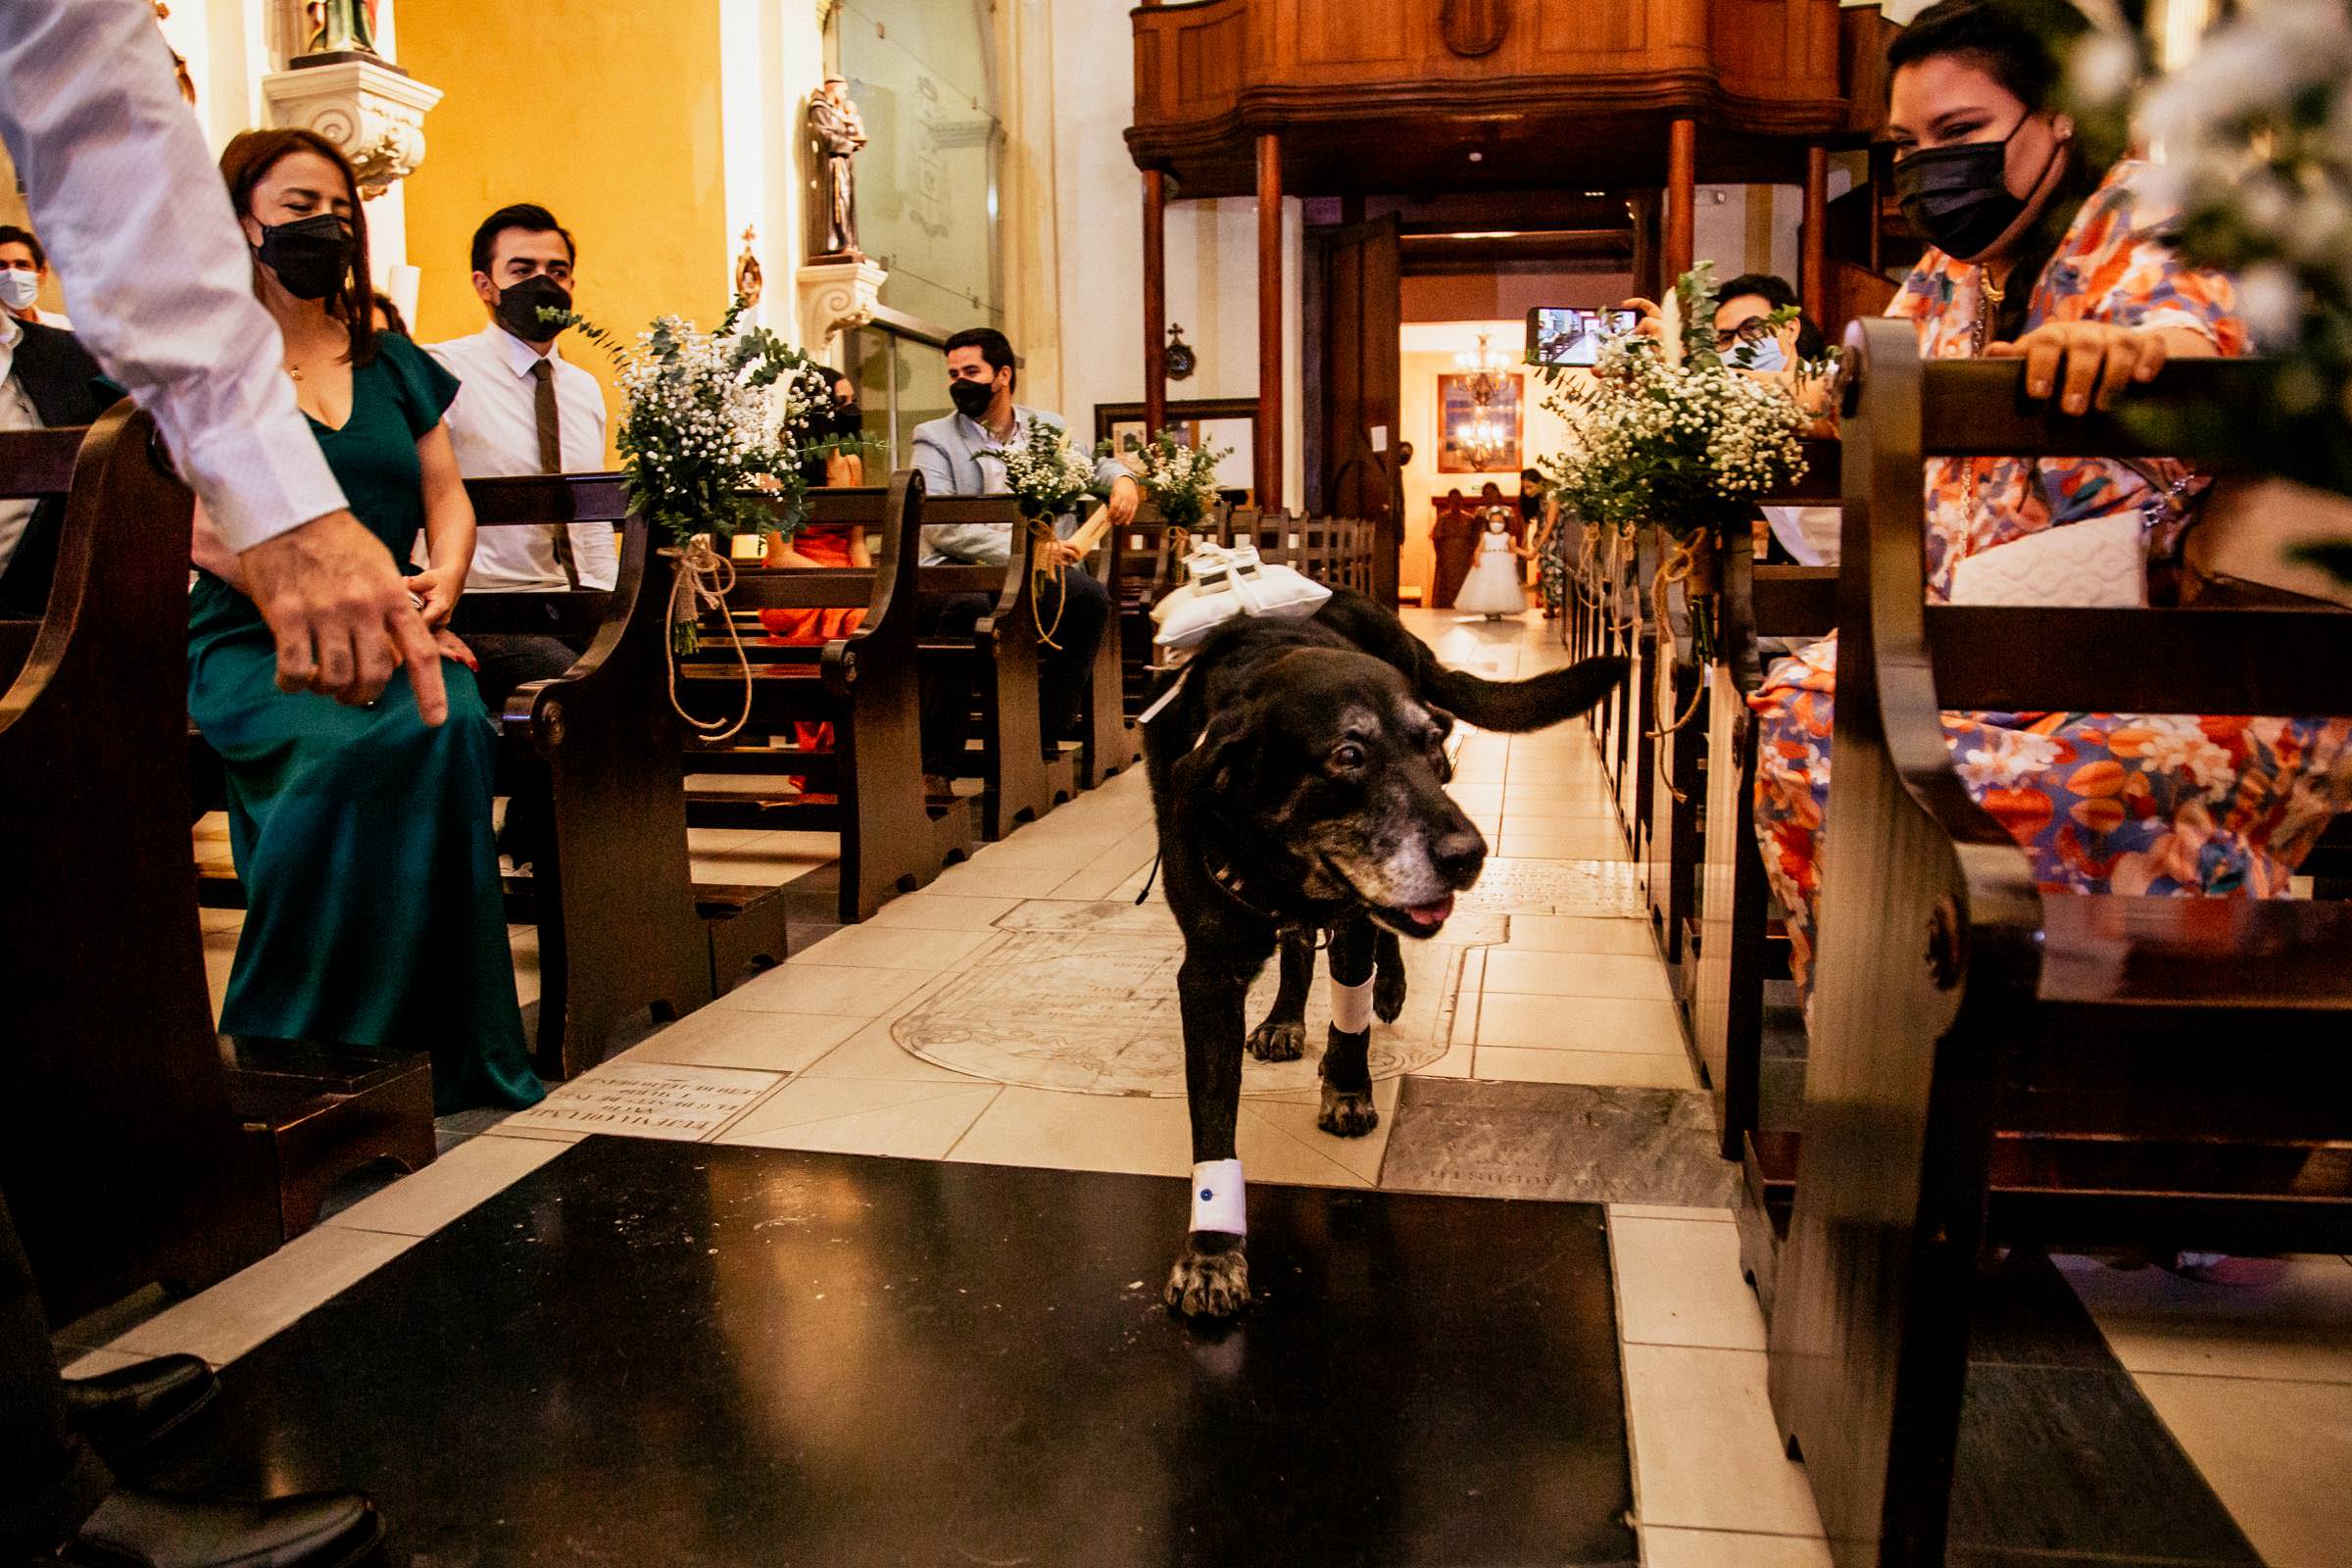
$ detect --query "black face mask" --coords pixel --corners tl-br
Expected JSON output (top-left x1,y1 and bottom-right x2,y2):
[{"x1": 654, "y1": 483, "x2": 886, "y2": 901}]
[
  {"x1": 255, "y1": 214, "x2": 352, "y2": 302},
  {"x1": 1893, "y1": 113, "x2": 2055, "y2": 263},
  {"x1": 949, "y1": 378, "x2": 997, "y2": 420},
  {"x1": 495, "y1": 274, "x2": 572, "y2": 342}
]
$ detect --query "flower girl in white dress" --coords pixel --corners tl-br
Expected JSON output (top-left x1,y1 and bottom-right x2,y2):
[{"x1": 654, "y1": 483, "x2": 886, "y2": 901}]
[{"x1": 1454, "y1": 512, "x2": 1530, "y2": 618}]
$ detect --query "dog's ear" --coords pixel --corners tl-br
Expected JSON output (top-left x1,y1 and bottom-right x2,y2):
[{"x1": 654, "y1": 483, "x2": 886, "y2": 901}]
[
  {"x1": 1172, "y1": 699, "x2": 1264, "y2": 808},
  {"x1": 1420, "y1": 704, "x2": 1459, "y2": 782}
]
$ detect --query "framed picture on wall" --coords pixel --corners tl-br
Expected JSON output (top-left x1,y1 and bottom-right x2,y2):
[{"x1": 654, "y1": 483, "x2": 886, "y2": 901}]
[
  {"x1": 1436, "y1": 372, "x2": 1524, "y2": 474},
  {"x1": 1092, "y1": 397, "x2": 1259, "y2": 503}
]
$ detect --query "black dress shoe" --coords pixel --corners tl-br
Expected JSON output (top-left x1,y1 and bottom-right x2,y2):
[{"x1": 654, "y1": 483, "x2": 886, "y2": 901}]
[
  {"x1": 64, "y1": 1487, "x2": 380, "y2": 1568},
  {"x1": 62, "y1": 1356, "x2": 219, "y2": 1460}
]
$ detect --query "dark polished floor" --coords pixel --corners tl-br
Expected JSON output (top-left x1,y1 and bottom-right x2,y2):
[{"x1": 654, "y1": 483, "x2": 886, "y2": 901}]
[{"x1": 132, "y1": 1138, "x2": 1639, "y2": 1568}]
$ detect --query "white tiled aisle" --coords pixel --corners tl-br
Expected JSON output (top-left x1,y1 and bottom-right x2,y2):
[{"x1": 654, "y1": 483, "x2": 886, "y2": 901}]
[{"x1": 138, "y1": 608, "x2": 2352, "y2": 1566}]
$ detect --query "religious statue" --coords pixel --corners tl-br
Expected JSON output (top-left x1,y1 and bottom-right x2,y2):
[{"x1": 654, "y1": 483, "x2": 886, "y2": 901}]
[
  {"x1": 734, "y1": 226, "x2": 764, "y2": 309},
  {"x1": 302, "y1": 0, "x2": 379, "y2": 57},
  {"x1": 808, "y1": 76, "x2": 867, "y2": 262}
]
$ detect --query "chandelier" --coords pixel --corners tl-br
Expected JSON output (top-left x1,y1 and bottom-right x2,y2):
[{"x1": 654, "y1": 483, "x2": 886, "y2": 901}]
[
  {"x1": 1455, "y1": 411, "x2": 1508, "y2": 471},
  {"x1": 1452, "y1": 333, "x2": 1510, "y2": 404}
]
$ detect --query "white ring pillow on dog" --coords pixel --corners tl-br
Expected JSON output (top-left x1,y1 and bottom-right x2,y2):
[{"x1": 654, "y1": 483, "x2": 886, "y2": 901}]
[{"x1": 1152, "y1": 540, "x2": 1332, "y2": 652}]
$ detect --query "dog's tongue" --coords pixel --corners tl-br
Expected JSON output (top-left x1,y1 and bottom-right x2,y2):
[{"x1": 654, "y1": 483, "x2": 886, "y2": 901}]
[{"x1": 1404, "y1": 894, "x2": 1454, "y2": 928}]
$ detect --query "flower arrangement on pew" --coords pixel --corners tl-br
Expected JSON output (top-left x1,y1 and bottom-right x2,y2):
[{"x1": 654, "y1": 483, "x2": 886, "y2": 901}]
[
  {"x1": 1536, "y1": 263, "x2": 1811, "y2": 670},
  {"x1": 985, "y1": 418, "x2": 1105, "y2": 648},
  {"x1": 553, "y1": 296, "x2": 834, "y2": 736},
  {"x1": 1116, "y1": 427, "x2": 1232, "y2": 536},
  {"x1": 2064, "y1": 0, "x2": 2352, "y2": 585}
]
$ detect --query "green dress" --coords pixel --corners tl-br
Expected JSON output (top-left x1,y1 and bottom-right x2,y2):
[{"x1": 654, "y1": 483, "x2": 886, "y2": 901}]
[{"x1": 188, "y1": 334, "x2": 545, "y2": 1113}]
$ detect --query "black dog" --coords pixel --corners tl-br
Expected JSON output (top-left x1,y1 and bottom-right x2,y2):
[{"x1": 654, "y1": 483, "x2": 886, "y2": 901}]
[{"x1": 1143, "y1": 591, "x2": 1625, "y2": 1318}]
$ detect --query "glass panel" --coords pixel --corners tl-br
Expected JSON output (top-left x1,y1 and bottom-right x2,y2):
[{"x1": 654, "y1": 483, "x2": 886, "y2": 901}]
[
  {"x1": 892, "y1": 334, "x2": 951, "y2": 474},
  {"x1": 846, "y1": 326, "x2": 893, "y2": 467},
  {"x1": 837, "y1": 0, "x2": 1003, "y2": 331}
]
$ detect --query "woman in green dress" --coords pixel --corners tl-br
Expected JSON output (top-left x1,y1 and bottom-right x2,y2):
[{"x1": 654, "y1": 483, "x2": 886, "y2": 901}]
[{"x1": 188, "y1": 127, "x2": 543, "y2": 1112}]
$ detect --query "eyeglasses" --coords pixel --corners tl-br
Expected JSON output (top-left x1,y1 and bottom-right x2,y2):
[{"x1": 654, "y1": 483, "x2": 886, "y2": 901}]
[{"x1": 1713, "y1": 317, "x2": 1777, "y2": 351}]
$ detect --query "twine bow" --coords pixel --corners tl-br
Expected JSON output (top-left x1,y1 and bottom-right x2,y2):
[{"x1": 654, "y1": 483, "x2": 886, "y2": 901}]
[
  {"x1": 1029, "y1": 515, "x2": 1068, "y2": 650},
  {"x1": 663, "y1": 537, "x2": 755, "y2": 743},
  {"x1": 1645, "y1": 532, "x2": 1716, "y2": 799}
]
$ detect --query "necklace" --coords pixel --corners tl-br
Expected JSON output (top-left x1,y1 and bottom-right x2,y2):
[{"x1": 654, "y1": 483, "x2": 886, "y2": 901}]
[{"x1": 1963, "y1": 267, "x2": 2011, "y2": 526}]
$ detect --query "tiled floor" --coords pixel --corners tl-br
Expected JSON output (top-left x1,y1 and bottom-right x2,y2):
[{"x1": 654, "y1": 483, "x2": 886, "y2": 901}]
[{"x1": 124, "y1": 609, "x2": 2350, "y2": 1564}]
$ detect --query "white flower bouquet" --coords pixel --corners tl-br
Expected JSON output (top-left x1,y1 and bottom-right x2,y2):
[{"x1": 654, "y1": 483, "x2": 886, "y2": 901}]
[
  {"x1": 1112, "y1": 428, "x2": 1231, "y2": 531},
  {"x1": 1536, "y1": 263, "x2": 1811, "y2": 540},
  {"x1": 562, "y1": 298, "x2": 835, "y2": 549},
  {"x1": 557, "y1": 297, "x2": 834, "y2": 723},
  {"x1": 1537, "y1": 264, "x2": 1813, "y2": 671},
  {"x1": 987, "y1": 419, "x2": 1102, "y2": 522}
]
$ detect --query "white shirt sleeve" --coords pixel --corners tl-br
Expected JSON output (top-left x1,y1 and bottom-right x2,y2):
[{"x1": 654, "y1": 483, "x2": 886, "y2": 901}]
[{"x1": 0, "y1": 0, "x2": 348, "y2": 553}]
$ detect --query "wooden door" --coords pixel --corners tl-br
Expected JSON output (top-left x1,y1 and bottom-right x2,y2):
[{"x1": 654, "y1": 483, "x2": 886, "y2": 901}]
[{"x1": 1311, "y1": 214, "x2": 1402, "y2": 605}]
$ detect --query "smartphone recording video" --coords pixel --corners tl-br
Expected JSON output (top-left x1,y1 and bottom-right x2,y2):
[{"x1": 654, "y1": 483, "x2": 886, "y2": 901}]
[{"x1": 1525, "y1": 307, "x2": 1638, "y2": 367}]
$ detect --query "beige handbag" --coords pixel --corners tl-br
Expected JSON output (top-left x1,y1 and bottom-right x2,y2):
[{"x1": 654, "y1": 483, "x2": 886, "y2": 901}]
[
  {"x1": 2180, "y1": 475, "x2": 2352, "y2": 610},
  {"x1": 1948, "y1": 514, "x2": 2148, "y2": 608}
]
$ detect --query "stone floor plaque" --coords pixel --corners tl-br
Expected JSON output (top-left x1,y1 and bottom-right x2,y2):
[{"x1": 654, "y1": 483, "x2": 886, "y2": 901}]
[
  {"x1": 501, "y1": 1061, "x2": 783, "y2": 1141},
  {"x1": 1454, "y1": 857, "x2": 1642, "y2": 918}
]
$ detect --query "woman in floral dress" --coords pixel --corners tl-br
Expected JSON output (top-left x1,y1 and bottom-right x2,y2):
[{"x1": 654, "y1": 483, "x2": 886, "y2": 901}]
[{"x1": 1750, "y1": 0, "x2": 2352, "y2": 1005}]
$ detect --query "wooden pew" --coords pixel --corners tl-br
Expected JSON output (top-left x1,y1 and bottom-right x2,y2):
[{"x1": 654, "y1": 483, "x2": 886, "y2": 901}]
[
  {"x1": 1692, "y1": 557, "x2": 1837, "y2": 1164},
  {"x1": 1688, "y1": 445, "x2": 1842, "y2": 1158},
  {"x1": 680, "y1": 471, "x2": 977, "y2": 921},
  {"x1": 1653, "y1": 445, "x2": 1843, "y2": 1000},
  {"x1": 1768, "y1": 321, "x2": 2352, "y2": 1567},
  {"x1": 1, "y1": 408, "x2": 364, "y2": 1320},
  {"x1": 921, "y1": 496, "x2": 1081, "y2": 836},
  {"x1": 1111, "y1": 505, "x2": 1192, "y2": 719},
  {"x1": 456, "y1": 475, "x2": 781, "y2": 1078},
  {"x1": 1077, "y1": 508, "x2": 1145, "y2": 787}
]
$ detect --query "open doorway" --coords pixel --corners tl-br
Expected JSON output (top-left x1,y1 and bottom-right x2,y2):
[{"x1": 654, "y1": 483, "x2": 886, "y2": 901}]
[{"x1": 1306, "y1": 194, "x2": 1641, "y2": 607}]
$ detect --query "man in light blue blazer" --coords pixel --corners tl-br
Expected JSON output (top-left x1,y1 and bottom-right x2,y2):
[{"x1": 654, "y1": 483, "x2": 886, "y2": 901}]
[{"x1": 908, "y1": 326, "x2": 1138, "y2": 772}]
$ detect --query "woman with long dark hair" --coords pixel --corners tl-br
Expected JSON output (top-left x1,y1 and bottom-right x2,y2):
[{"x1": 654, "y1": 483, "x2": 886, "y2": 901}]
[
  {"x1": 1749, "y1": 0, "x2": 2352, "y2": 1008},
  {"x1": 188, "y1": 128, "x2": 542, "y2": 1111}
]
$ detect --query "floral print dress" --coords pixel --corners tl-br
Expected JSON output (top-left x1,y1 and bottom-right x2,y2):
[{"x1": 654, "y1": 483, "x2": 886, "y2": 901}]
[{"x1": 1749, "y1": 161, "x2": 2352, "y2": 1004}]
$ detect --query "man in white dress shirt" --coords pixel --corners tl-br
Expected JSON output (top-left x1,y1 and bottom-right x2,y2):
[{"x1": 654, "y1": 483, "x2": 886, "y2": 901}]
[
  {"x1": 426, "y1": 203, "x2": 609, "y2": 868},
  {"x1": 427, "y1": 203, "x2": 611, "y2": 589},
  {"x1": 0, "y1": 5, "x2": 404, "y2": 1562}
]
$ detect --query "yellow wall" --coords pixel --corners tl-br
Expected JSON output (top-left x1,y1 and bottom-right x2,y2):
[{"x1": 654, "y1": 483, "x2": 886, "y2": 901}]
[{"x1": 397, "y1": 0, "x2": 730, "y2": 460}]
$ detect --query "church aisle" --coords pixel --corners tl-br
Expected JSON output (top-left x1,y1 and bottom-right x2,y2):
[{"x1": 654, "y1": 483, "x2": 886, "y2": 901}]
[{"x1": 110, "y1": 612, "x2": 2352, "y2": 1564}]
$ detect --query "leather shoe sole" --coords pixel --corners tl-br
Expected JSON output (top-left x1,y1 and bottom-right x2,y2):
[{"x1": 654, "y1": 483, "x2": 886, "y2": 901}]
[
  {"x1": 64, "y1": 1487, "x2": 381, "y2": 1568},
  {"x1": 63, "y1": 1355, "x2": 220, "y2": 1461}
]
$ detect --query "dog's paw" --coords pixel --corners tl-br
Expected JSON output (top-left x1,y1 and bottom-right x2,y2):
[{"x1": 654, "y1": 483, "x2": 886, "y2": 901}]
[
  {"x1": 1164, "y1": 1244, "x2": 1250, "y2": 1318},
  {"x1": 1373, "y1": 966, "x2": 1408, "y2": 1024},
  {"x1": 1318, "y1": 1081, "x2": 1381, "y2": 1138},
  {"x1": 1247, "y1": 1017, "x2": 1306, "y2": 1062}
]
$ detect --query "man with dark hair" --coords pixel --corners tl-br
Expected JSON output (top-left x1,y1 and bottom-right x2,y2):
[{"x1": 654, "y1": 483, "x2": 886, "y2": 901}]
[
  {"x1": 0, "y1": 294, "x2": 105, "y2": 613},
  {"x1": 1713, "y1": 272, "x2": 1831, "y2": 364},
  {"x1": 0, "y1": 223, "x2": 69, "y2": 330},
  {"x1": 427, "y1": 202, "x2": 607, "y2": 868},
  {"x1": 909, "y1": 326, "x2": 1138, "y2": 773}
]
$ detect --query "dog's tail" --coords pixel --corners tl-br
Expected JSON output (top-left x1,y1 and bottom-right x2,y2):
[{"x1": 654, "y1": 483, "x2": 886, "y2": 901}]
[{"x1": 1420, "y1": 656, "x2": 1629, "y2": 734}]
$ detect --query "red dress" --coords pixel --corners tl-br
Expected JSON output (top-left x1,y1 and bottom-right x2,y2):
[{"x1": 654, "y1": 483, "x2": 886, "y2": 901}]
[{"x1": 757, "y1": 526, "x2": 865, "y2": 791}]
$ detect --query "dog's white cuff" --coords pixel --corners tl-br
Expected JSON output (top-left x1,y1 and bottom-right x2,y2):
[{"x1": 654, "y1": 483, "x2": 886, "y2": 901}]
[
  {"x1": 1330, "y1": 975, "x2": 1374, "y2": 1035},
  {"x1": 1190, "y1": 1159, "x2": 1246, "y2": 1236}
]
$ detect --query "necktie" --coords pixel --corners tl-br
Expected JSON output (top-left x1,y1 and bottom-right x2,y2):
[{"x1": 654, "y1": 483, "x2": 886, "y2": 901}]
[{"x1": 531, "y1": 359, "x2": 580, "y2": 589}]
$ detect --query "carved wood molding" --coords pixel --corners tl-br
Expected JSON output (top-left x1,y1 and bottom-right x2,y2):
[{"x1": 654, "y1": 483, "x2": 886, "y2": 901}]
[
  {"x1": 1439, "y1": 0, "x2": 1509, "y2": 58},
  {"x1": 1126, "y1": 71, "x2": 1848, "y2": 169}
]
